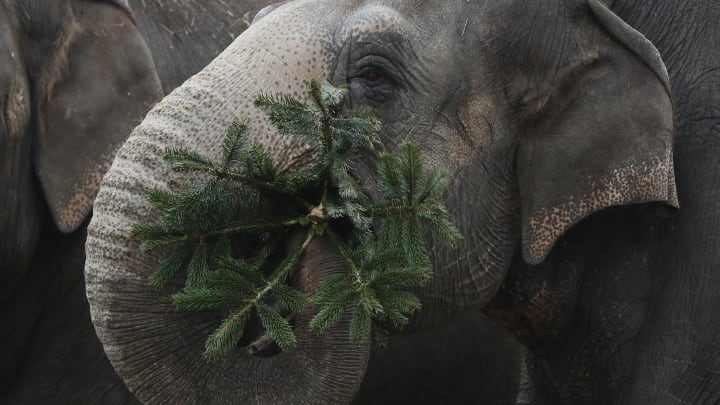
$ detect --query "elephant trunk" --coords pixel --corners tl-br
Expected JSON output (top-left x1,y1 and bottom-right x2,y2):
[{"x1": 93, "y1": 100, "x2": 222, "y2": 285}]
[{"x1": 85, "y1": 4, "x2": 370, "y2": 402}]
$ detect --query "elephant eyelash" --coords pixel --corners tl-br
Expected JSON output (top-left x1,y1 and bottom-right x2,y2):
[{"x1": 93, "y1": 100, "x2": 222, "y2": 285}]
[
  {"x1": 353, "y1": 67, "x2": 391, "y2": 86},
  {"x1": 351, "y1": 55, "x2": 402, "y2": 84}
]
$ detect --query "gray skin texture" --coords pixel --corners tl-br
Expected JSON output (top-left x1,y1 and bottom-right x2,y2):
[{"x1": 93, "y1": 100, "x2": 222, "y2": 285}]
[
  {"x1": 128, "y1": 0, "x2": 278, "y2": 93},
  {"x1": 0, "y1": 0, "x2": 507, "y2": 403},
  {"x1": 0, "y1": 0, "x2": 274, "y2": 403},
  {"x1": 84, "y1": 0, "x2": 719, "y2": 403}
]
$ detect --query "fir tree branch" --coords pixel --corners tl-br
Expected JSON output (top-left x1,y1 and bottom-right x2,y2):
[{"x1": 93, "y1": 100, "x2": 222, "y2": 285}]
[
  {"x1": 203, "y1": 308, "x2": 250, "y2": 360},
  {"x1": 322, "y1": 227, "x2": 384, "y2": 319},
  {"x1": 133, "y1": 79, "x2": 460, "y2": 359},
  {"x1": 136, "y1": 216, "x2": 307, "y2": 251}
]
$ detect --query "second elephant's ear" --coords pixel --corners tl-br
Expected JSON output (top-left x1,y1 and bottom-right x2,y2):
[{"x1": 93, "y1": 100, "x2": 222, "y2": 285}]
[
  {"x1": 516, "y1": 0, "x2": 678, "y2": 264},
  {"x1": 33, "y1": 0, "x2": 163, "y2": 233}
]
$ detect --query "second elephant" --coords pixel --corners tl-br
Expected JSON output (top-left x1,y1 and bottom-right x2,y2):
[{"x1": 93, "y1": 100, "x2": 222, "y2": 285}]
[{"x1": 86, "y1": 0, "x2": 720, "y2": 404}]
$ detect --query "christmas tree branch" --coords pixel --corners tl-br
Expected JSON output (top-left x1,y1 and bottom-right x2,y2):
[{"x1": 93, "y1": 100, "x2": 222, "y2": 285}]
[{"x1": 132, "y1": 80, "x2": 459, "y2": 359}]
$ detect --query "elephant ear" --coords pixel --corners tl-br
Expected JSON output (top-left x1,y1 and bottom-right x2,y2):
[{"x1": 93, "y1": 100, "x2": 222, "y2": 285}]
[
  {"x1": 33, "y1": 0, "x2": 163, "y2": 233},
  {"x1": 516, "y1": 0, "x2": 678, "y2": 264}
]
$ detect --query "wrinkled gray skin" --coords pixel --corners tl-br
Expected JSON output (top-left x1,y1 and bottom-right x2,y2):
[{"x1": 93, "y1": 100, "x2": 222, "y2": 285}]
[
  {"x1": 86, "y1": 0, "x2": 720, "y2": 403},
  {"x1": 128, "y1": 0, "x2": 278, "y2": 93},
  {"x1": 0, "y1": 0, "x2": 274, "y2": 403},
  {"x1": 0, "y1": 0, "x2": 516, "y2": 403}
]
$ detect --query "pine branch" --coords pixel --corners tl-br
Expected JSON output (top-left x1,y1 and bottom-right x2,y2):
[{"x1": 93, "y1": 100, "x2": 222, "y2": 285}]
[
  {"x1": 203, "y1": 309, "x2": 249, "y2": 360},
  {"x1": 132, "y1": 79, "x2": 460, "y2": 359},
  {"x1": 221, "y1": 120, "x2": 251, "y2": 169},
  {"x1": 164, "y1": 148, "x2": 215, "y2": 172},
  {"x1": 173, "y1": 288, "x2": 249, "y2": 311},
  {"x1": 257, "y1": 303, "x2": 296, "y2": 349},
  {"x1": 147, "y1": 243, "x2": 193, "y2": 287}
]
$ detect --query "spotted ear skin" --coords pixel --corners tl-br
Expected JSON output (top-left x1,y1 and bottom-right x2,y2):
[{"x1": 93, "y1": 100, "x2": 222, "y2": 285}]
[
  {"x1": 33, "y1": 0, "x2": 163, "y2": 233},
  {"x1": 517, "y1": 0, "x2": 678, "y2": 264}
]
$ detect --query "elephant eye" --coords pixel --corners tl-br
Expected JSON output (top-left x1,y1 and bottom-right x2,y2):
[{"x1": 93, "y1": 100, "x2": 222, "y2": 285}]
[
  {"x1": 351, "y1": 54, "x2": 398, "y2": 86},
  {"x1": 363, "y1": 70, "x2": 382, "y2": 82},
  {"x1": 355, "y1": 67, "x2": 388, "y2": 86},
  {"x1": 347, "y1": 55, "x2": 401, "y2": 106}
]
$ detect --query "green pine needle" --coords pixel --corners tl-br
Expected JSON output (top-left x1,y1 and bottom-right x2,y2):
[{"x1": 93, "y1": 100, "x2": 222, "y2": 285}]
[
  {"x1": 221, "y1": 120, "x2": 251, "y2": 169},
  {"x1": 256, "y1": 303, "x2": 296, "y2": 349},
  {"x1": 186, "y1": 243, "x2": 211, "y2": 289},
  {"x1": 172, "y1": 288, "x2": 246, "y2": 311},
  {"x1": 203, "y1": 310, "x2": 248, "y2": 360},
  {"x1": 148, "y1": 244, "x2": 193, "y2": 287},
  {"x1": 164, "y1": 148, "x2": 215, "y2": 172},
  {"x1": 271, "y1": 284, "x2": 308, "y2": 314},
  {"x1": 349, "y1": 303, "x2": 372, "y2": 343}
]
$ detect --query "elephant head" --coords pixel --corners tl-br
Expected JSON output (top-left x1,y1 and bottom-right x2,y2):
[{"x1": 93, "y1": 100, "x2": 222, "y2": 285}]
[
  {"x1": 86, "y1": 0, "x2": 677, "y2": 402},
  {"x1": 0, "y1": 0, "x2": 162, "y2": 302}
]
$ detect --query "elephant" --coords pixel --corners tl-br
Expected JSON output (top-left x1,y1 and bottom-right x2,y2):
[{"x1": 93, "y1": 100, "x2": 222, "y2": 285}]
[
  {"x1": 84, "y1": 0, "x2": 720, "y2": 403},
  {"x1": 0, "y1": 0, "x2": 275, "y2": 403},
  {"x1": 1, "y1": 0, "x2": 519, "y2": 403}
]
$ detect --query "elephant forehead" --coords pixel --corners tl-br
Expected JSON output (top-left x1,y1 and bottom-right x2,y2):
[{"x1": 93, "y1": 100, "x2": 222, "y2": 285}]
[
  {"x1": 134, "y1": 1, "x2": 345, "y2": 175},
  {"x1": 337, "y1": 4, "x2": 410, "y2": 37}
]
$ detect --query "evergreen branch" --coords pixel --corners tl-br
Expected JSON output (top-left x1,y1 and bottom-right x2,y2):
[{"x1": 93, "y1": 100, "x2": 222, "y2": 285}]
[
  {"x1": 312, "y1": 274, "x2": 353, "y2": 305},
  {"x1": 164, "y1": 148, "x2": 215, "y2": 172},
  {"x1": 143, "y1": 181, "x2": 247, "y2": 232},
  {"x1": 319, "y1": 80, "x2": 347, "y2": 108},
  {"x1": 217, "y1": 229, "x2": 314, "y2": 328},
  {"x1": 372, "y1": 325, "x2": 391, "y2": 347},
  {"x1": 257, "y1": 303, "x2": 296, "y2": 349},
  {"x1": 320, "y1": 228, "x2": 385, "y2": 326},
  {"x1": 274, "y1": 168, "x2": 322, "y2": 194},
  {"x1": 310, "y1": 80, "x2": 329, "y2": 117},
  {"x1": 323, "y1": 227, "x2": 366, "y2": 293},
  {"x1": 173, "y1": 288, "x2": 249, "y2": 311},
  {"x1": 134, "y1": 216, "x2": 306, "y2": 251},
  {"x1": 186, "y1": 243, "x2": 211, "y2": 288},
  {"x1": 253, "y1": 94, "x2": 323, "y2": 149},
  {"x1": 133, "y1": 80, "x2": 460, "y2": 360},
  {"x1": 208, "y1": 261, "x2": 263, "y2": 293},
  {"x1": 200, "y1": 229, "x2": 315, "y2": 356},
  {"x1": 400, "y1": 143, "x2": 423, "y2": 204},
  {"x1": 369, "y1": 267, "x2": 430, "y2": 289},
  {"x1": 349, "y1": 303, "x2": 372, "y2": 343},
  {"x1": 330, "y1": 114, "x2": 381, "y2": 150},
  {"x1": 131, "y1": 223, "x2": 185, "y2": 252},
  {"x1": 245, "y1": 142, "x2": 278, "y2": 180},
  {"x1": 309, "y1": 286, "x2": 355, "y2": 332},
  {"x1": 148, "y1": 243, "x2": 193, "y2": 287},
  {"x1": 179, "y1": 164, "x2": 299, "y2": 201},
  {"x1": 256, "y1": 229, "x2": 314, "y2": 298},
  {"x1": 417, "y1": 167, "x2": 449, "y2": 203},
  {"x1": 147, "y1": 188, "x2": 178, "y2": 213},
  {"x1": 416, "y1": 203, "x2": 462, "y2": 247},
  {"x1": 366, "y1": 203, "x2": 418, "y2": 218},
  {"x1": 271, "y1": 284, "x2": 308, "y2": 313},
  {"x1": 374, "y1": 289, "x2": 421, "y2": 327},
  {"x1": 221, "y1": 120, "x2": 251, "y2": 170},
  {"x1": 377, "y1": 151, "x2": 403, "y2": 200},
  {"x1": 203, "y1": 309, "x2": 249, "y2": 360}
]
